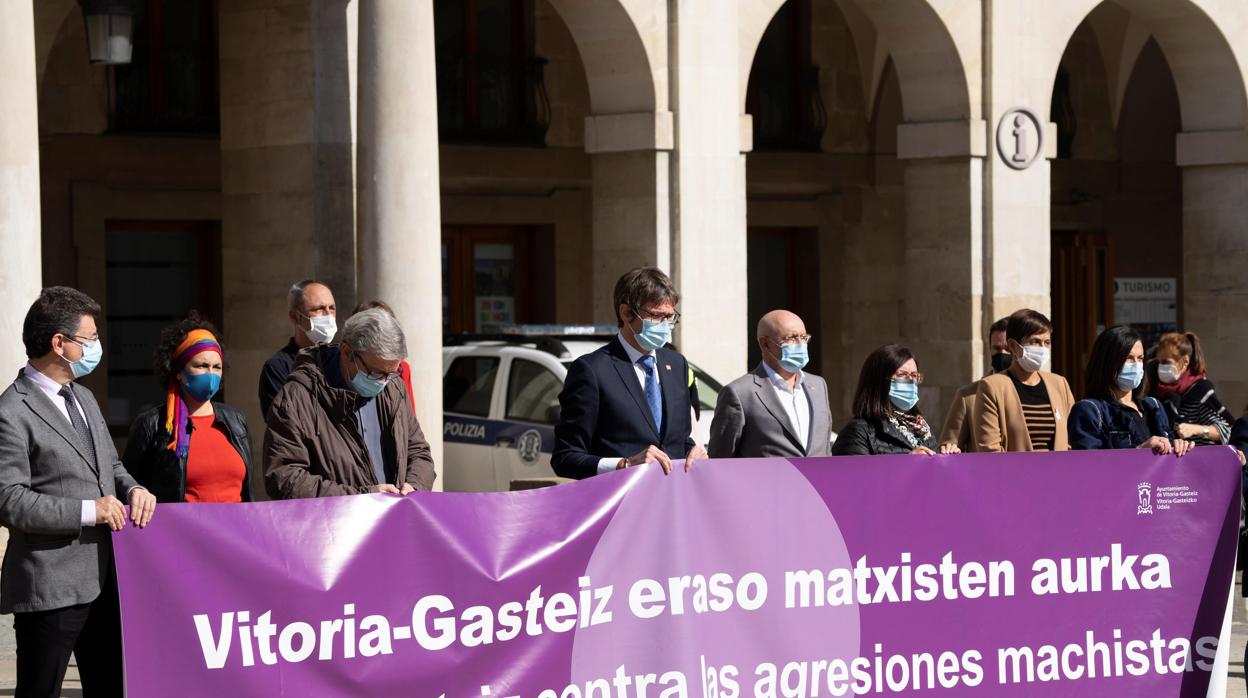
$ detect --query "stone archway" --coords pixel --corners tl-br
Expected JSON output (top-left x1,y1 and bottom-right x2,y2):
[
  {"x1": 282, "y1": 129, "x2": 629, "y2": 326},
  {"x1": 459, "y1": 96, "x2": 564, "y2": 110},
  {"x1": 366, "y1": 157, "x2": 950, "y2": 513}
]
[
  {"x1": 738, "y1": 0, "x2": 983, "y2": 426},
  {"x1": 543, "y1": 0, "x2": 673, "y2": 326},
  {"x1": 1045, "y1": 0, "x2": 1248, "y2": 411}
]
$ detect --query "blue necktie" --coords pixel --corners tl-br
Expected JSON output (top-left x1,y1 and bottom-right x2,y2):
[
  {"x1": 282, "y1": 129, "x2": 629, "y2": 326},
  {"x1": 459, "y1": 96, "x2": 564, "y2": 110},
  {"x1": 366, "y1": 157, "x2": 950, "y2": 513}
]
[{"x1": 638, "y1": 355, "x2": 663, "y2": 433}]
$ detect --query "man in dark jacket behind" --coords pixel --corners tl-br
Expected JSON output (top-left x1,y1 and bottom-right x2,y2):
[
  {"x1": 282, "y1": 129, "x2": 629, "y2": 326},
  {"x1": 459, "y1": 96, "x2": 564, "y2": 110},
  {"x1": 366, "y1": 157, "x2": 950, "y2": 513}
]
[{"x1": 264, "y1": 308, "x2": 435, "y2": 499}]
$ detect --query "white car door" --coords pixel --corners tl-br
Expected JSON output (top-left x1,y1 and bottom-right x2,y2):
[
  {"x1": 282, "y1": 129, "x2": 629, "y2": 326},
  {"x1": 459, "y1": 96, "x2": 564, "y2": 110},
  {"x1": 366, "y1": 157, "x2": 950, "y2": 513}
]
[
  {"x1": 490, "y1": 351, "x2": 563, "y2": 487},
  {"x1": 441, "y1": 351, "x2": 507, "y2": 492}
]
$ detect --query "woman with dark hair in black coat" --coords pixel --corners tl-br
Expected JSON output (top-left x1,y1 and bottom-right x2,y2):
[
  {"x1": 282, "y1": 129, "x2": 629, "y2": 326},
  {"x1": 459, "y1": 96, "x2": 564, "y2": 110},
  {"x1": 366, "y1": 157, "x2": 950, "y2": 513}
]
[
  {"x1": 1067, "y1": 325, "x2": 1194, "y2": 456},
  {"x1": 831, "y1": 344, "x2": 959, "y2": 456},
  {"x1": 123, "y1": 311, "x2": 254, "y2": 503}
]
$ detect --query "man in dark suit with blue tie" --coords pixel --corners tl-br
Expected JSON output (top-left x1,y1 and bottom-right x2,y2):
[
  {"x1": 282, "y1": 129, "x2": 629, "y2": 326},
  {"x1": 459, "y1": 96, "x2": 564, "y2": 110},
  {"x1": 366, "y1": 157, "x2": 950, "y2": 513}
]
[{"x1": 553, "y1": 267, "x2": 706, "y2": 478}]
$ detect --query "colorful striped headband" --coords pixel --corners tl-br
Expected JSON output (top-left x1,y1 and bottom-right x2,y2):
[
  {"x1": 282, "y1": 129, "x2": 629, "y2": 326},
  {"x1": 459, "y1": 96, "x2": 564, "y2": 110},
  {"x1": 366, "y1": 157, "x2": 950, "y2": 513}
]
[
  {"x1": 171, "y1": 329, "x2": 222, "y2": 372},
  {"x1": 165, "y1": 329, "x2": 223, "y2": 457}
]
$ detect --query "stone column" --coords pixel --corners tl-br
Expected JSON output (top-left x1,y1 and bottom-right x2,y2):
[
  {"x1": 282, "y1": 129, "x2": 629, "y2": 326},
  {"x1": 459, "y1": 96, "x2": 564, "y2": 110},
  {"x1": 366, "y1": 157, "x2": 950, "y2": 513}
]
[
  {"x1": 356, "y1": 0, "x2": 443, "y2": 483},
  {"x1": 220, "y1": 1, "x2": 358, "y2": 498},
  {"x1": 670, "y1": 2, "x2": 749, "y2": 382},
  {"x1": 1176, "y1": 131, "x2": 1248, "y2": 417},
  {"x1": 584, "y1": 112, "x2": 673, "y2": 323},
  {"x1": 897, "y1": 120, "x2": 987, "y2": 429},
  {"x1": 0, "y1": 2, "x2": 42, "y2": 373}
]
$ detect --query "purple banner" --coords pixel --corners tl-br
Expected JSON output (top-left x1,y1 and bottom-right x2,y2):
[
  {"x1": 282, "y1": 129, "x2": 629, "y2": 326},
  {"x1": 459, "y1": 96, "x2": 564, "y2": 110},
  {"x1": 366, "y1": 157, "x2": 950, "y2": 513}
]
[{"x1": 114, "y1": 448, "x2": 1240, "y2": 697}]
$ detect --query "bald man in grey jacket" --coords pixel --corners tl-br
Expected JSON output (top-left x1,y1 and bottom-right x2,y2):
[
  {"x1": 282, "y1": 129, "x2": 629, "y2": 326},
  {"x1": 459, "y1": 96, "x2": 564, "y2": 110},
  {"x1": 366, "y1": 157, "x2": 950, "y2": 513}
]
[{"x1": 709, "y1": 310, "x2": 833, "y2": 458}]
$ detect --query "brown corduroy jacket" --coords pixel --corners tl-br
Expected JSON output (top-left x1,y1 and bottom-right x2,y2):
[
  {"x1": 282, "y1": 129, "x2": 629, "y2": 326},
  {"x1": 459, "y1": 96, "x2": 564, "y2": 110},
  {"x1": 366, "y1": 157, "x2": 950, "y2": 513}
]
[
  {"x1": 263, "y1": 345, "x2": 435, "y2": 499},
  {"x1": 972, "y1": 371, "x2": 1077, "y2": 452}
]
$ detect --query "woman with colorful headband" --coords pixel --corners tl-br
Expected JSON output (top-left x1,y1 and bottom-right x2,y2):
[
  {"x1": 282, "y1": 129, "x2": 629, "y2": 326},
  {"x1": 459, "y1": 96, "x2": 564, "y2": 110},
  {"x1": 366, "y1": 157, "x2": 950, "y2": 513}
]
[{"x1": 123, "y1": 312, "x2": 253, "y2": 502}]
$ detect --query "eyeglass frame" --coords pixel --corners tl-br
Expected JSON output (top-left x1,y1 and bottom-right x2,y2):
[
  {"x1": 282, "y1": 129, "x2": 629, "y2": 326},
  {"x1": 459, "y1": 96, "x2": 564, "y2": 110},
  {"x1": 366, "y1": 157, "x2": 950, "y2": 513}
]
[
  {"x1": 769, "y1": 334, "x2": 812, "y2": 347},
  {"x1": 348, "y1": 348, "x2": 402, "y2": 382},
  {"x1": 892, "y1": 370, "x2": 924, "y2": 385},
  {"x1": 630, "y1": 305, "x2": 681, "y2": 326}
]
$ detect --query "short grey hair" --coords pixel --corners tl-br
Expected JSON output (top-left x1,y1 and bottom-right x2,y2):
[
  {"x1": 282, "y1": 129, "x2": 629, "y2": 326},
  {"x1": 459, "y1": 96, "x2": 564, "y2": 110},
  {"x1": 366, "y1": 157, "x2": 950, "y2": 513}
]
[{"x1": 340, "y1": 308, "x2": 407, "y2": 360}]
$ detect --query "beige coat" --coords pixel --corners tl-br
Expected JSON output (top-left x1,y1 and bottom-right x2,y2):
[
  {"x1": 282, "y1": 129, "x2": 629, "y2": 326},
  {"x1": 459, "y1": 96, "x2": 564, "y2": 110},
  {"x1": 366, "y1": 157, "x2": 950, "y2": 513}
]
[
  {"x1": 972, "y1": 371, "x2": 1076, "y2": 452},
  {"x1": 938, "y1": 380, "x2": 981, "y2": 452}
]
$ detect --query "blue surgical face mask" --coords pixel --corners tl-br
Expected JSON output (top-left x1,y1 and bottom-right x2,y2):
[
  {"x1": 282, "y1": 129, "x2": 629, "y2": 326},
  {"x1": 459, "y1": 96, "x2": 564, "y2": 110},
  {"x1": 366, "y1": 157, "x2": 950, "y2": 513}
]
[
  {"x1": 181, "y1": 372, "x2": 221, "y2": 402},
  {"x1": 889, "y1": 380, "x2": 920, "y2": 411},
  {"x1": 351, "y1": 371, "x2": 387, "y2": 399},
  {"x1": 348, "y1": 350, "x2": 390, "y2": 399},
  {"x1": 633, "y1": 317, "x2": 673, "y2": 353},
  {"x1": 778, "y1": 343, "x2": 809, "y2": 373},
  {"x1": 1117, "y1": 362, "x2": 1144, "y2": 391},
  {"x1": 63, "y1": 338, "x2": 103, "y2": 379}
]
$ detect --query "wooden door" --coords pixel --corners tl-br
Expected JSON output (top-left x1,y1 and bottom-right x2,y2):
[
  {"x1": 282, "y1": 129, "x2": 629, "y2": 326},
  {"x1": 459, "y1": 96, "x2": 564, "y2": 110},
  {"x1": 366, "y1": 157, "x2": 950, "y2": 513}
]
[{"x1": 1051, "y1": 230, "x2": 1113, "y2": 399}]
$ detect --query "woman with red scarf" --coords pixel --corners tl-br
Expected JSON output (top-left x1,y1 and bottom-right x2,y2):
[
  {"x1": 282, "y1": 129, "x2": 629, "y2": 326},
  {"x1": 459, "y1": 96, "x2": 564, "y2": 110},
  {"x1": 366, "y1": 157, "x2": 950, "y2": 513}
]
[
  {"x1": 123, "y1": 312, "x2": 253, "y2": 502},
  {"x1": 1150, "y1": 331, "x2": 1232, "y2": 445}
]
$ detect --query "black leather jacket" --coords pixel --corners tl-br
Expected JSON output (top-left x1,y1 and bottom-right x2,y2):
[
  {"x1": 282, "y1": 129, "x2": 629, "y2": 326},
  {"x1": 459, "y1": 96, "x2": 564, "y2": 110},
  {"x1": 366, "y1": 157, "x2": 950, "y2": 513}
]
[
  {"x1": 831, "y1": 416, "x2": 937, "y2": 456},
  {"x1": 122, "y1": 403, "x2": 254, "y2": 503}
]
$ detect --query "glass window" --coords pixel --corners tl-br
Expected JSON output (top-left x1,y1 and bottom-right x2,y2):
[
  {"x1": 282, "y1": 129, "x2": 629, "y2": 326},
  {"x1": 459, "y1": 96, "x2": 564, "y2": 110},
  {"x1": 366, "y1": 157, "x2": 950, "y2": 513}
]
[
  {"x1": 105, "y1": 223, "x2": 221, "y2": 431},
  {"x1": 444, "y1": 357, "x2": 500, "y2": 417},
  {"x1": 505, "y1": 359, "x2": 562, "y2": 424},
  {"x1": 691, "y1": 366, "x2": 723, "y2": 414},
  {"x1": 474, "y1": 243, "x2": 516, "y2": 331},
  {"x1": 433, "y1": 0, "x2": 544, "y2": 144},
  {"x1": 113, "y1": 0, "x2": 219, "y2": 134},
  {"x1": 744, "y1": 0, "x2": 824, "y2": 151}
]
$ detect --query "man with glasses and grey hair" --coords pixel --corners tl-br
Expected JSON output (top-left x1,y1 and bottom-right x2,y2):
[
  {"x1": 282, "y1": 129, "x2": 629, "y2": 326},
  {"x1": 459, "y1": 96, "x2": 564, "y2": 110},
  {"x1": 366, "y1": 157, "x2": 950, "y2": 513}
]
[
  {"x1": 708, "y1": 309, "x2": 833, "y2": 458},
  {"x1": 263, "y1": 307, "x2": 434, "y2": 498},
  {"x1": 553, "y1": 266, "x2": 706, "y2": 479}
]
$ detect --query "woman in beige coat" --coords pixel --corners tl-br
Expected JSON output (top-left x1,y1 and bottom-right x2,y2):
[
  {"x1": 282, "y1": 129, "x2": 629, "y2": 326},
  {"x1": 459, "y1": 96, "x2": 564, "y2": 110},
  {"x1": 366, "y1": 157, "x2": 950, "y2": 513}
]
[{"x1": 973, "y1": 309, "x2": 1076, "y2": 452}]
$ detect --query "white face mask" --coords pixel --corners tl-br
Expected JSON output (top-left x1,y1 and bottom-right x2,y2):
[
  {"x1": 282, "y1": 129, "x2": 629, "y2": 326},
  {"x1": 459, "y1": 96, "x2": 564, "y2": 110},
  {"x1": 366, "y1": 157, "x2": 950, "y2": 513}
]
[
  {"x1": 302, "y1": 314, "x2": 337, "y2": 344},
  {"x1": 1157, "y1": 363, "x2": 1182, "y2": 384},
  {"x1": 1016, "y1": 346, "x2": 1049, "y2": 373}
]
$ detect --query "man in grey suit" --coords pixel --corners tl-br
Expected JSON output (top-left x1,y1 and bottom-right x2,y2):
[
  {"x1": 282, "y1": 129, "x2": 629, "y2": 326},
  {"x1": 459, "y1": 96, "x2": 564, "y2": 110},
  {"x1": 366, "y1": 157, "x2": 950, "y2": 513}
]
[
  {"x1": 708, "y1": 310, "x2": 833, "y2": 458},
  {"x1": 0, "y1": 287, "x2": 156, "y2": 698}
]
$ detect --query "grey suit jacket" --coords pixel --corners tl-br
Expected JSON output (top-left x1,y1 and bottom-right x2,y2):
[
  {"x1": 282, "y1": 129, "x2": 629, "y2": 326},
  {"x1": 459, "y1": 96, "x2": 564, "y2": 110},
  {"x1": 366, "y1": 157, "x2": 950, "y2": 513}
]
[
  {"x1": 0, "y1": 370, "x2": 140, "y2": 613},
  {"x1": 708, "y1": 363, "x2": 833, "y2": 458}
]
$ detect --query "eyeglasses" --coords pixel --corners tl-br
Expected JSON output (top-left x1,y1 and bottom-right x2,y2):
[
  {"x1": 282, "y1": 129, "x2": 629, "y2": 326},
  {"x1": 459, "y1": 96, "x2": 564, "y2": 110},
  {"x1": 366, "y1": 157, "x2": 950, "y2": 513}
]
[
  {"x1": 893, "y1": 371, "x2": 924, "y2": 384},
  {"x1": 63, "y1": 334, "x2": 100, "y2": 345},
  {"x1": 632, "y1": 306, "x2": 681, "y2": 326},
  {"x1": 773, "y1": 334, "x2": 812, "y2": 346},
  {"x1": 351, "y1": 352, "x2": 401, "y2": 382}
]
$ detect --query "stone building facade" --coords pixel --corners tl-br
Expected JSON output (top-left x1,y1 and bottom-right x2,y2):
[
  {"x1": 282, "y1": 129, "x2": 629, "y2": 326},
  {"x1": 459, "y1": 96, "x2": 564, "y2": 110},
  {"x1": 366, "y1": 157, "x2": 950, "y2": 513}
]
[{"x1": 2, "y1": 0, "x2": 1245, "y2": 491}]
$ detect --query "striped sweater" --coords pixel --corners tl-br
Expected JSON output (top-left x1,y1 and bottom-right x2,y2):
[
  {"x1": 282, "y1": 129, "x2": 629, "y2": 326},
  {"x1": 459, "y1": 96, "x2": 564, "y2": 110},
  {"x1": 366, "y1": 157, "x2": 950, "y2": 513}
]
[{"x1": 1154, "y1": 378, "x2": 1232, "y2": 444}]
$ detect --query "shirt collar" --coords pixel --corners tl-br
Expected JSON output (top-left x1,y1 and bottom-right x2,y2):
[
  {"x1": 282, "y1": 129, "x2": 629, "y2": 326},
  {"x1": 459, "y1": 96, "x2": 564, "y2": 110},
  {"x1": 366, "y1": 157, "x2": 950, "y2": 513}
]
[
  {"x1": 616, "y1": 331, "x2": 653, "y2": 363},
  {"x1": 22, "y1": 363, "x2": 69, "y2": 401},
  {"x1": 762, "y1": 361, "x2": 804, "y2": 390}
]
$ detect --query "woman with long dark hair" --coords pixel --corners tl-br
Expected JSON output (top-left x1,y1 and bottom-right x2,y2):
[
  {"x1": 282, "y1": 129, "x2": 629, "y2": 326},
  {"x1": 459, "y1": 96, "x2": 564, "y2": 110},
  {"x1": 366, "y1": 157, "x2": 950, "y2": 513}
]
[
  {"x1": 123, "y1": 311, "x2": 254, "y2": 502},
  {"x1": 831, "y1": 344, "x2": 958, "y2": 456},
  {"x1": 1068, "y1": 325, "x2": 1193, "y2": 455}
]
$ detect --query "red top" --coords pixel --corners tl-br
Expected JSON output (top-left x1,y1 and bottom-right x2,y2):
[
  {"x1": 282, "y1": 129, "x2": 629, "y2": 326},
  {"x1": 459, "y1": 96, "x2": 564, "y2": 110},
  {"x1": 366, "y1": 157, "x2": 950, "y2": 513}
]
[
  {"x1": 400, "y1": 360, "x2": 416, "y2": 414},
  {"x1": 186, "y1": 414, "x2": 246, "y2": 503}
]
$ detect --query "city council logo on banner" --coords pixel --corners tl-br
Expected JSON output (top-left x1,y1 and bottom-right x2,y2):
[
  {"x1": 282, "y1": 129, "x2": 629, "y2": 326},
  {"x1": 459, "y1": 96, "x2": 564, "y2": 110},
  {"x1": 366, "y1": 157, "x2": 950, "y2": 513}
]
[
  {"x1": 1137, "y1": 482, "x2": 1153, "y2": 515},
  {"x1": 996, "y1": 107, "x2": 1044, "y2": 170}
]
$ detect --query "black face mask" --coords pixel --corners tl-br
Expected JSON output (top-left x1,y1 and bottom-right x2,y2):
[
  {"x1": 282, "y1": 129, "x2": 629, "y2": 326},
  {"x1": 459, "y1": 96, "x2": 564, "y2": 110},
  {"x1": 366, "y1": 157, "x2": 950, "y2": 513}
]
[{"x1": 991, "y1": 352, "x2": 1013, "y2": 374}]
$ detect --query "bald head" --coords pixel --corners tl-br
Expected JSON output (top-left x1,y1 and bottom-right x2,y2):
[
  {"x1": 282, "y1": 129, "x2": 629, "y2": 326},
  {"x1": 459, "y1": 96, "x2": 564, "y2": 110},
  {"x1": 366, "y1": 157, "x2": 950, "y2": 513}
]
[
  {"x1": 757, "y1": 310, "x2": 805, "y2": 341},
  {"x1": 757, "y1": 310, "x2": 809, "y2": 377}
]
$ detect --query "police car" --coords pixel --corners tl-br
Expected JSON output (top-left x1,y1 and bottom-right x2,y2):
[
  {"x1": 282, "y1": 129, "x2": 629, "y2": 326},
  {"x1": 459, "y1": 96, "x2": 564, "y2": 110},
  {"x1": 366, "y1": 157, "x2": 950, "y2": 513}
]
[{"x1": 442, "y1": 325, "x2": 724, "y2": 492}]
